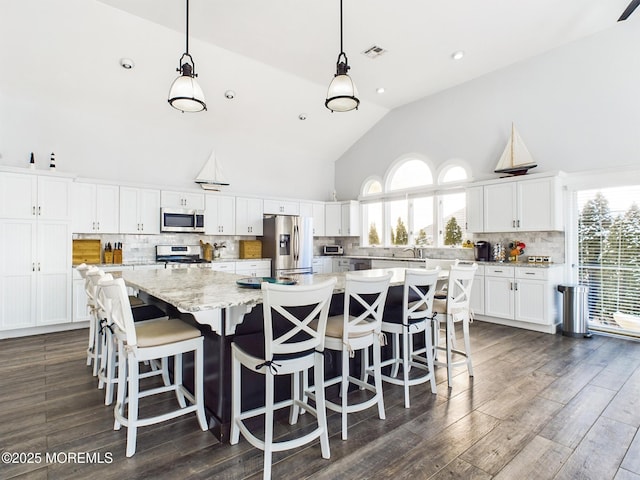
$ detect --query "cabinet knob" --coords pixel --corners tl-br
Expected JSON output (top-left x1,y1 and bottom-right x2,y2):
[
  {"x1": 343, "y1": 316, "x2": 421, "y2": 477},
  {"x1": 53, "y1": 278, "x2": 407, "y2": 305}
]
[
  {"x1": 38, "y1": 206, "x2": 41, "y2": 216},
  {"x1": 32, "y1": 206, "x2": 36, "y2": 216},
  {"x1": 32, "y1": 263, "x2": 35, "y2": 272}
]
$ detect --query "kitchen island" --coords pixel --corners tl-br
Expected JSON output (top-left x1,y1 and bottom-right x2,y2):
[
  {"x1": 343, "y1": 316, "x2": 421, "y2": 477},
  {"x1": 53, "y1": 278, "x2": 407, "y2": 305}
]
[{"x1": 121, "y1": 267, "x2": 441, "y2": 439}]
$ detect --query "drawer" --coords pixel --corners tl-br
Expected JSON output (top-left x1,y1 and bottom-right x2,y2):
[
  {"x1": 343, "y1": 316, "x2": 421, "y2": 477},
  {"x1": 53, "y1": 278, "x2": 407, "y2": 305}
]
[
  {"x1": 485, "y1": 265, "x2": 514, "y2": 278},
  {"x1": 210, "y1": 262, "x2": 236, "y2": 272},
  {"x1": 473, "y1": 264, "x2": 485, "y2": 276},
  {"x1": 516, "y1": 267, "x2": 548, "y2": 280}
]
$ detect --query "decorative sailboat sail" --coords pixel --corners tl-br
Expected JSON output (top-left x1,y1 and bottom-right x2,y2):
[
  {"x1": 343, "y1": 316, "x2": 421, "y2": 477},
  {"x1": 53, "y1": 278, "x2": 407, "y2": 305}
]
[
  {"x1": 494, "y1": 124, "x2": 537, "y2": 175},
  {"x1": 195, "y1": 150, "x2": 230, "y2": 191}
]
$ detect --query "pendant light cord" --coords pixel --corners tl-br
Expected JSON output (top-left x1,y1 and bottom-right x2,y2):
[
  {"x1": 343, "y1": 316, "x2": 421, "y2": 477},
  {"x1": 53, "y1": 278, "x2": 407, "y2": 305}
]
[
  {"x1": 339, "y1": 0, "x2": 344, "y2": 55},
  {"x1": 185, "y1": 0, "x2": 190, "y2": 55}
]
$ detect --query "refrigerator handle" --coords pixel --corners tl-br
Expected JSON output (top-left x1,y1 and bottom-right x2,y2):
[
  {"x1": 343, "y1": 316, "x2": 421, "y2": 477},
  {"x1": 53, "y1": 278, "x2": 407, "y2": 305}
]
[{"x1": 293, "y1": 224, "x2": 299, "y2": 261}]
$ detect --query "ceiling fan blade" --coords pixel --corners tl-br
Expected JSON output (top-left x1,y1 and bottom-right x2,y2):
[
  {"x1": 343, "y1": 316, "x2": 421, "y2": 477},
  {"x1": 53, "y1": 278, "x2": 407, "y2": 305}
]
[{"x1": 619, "y1": 0, "x2": 640, "y2": 21}]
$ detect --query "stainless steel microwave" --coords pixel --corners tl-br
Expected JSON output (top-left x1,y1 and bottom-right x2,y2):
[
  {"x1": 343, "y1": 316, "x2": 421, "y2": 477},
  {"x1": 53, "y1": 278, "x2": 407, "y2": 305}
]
[
  {"x1": 160, "y1": 208, "x2": 205, "y2": 233},
  {"x1": 323, "y1": 245, "x2": 344, "y2": 255}
]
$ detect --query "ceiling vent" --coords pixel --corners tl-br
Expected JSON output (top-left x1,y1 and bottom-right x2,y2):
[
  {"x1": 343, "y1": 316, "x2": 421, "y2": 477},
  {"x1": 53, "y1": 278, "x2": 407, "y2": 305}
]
[{"x1": 362, "y1": 45, "x2": 387, "y2": 59}]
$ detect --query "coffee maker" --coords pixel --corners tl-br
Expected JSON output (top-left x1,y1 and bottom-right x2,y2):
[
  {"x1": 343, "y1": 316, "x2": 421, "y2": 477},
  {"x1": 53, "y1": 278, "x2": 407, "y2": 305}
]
[{"x1": 474, "y1": 241, "x2": 491, "y2": 262}]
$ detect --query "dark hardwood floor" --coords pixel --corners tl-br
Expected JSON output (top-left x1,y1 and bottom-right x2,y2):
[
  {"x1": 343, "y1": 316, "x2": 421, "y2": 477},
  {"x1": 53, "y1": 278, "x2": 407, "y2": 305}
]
[{"x1": 2, "y1": 321, "x2": 640, "y2": 480}]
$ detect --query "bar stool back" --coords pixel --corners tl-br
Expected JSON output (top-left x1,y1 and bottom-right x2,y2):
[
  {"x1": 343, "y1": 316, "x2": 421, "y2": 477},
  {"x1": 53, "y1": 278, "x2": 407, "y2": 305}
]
[
  {"x1": 230, "y1": 278, "x2": 336, "y2": 480},
  {"x1": 99, "y1": 277, "x2": 207, "y2": 457},
  {"x1": 379, "y1": 268, "x2": 439, "y2": 408}
]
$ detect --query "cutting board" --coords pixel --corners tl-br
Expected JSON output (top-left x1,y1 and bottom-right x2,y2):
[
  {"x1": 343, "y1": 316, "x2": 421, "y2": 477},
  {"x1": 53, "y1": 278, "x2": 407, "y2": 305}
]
[{"x1": 72, "y1": 239, "x2": 101, "y2": 265}]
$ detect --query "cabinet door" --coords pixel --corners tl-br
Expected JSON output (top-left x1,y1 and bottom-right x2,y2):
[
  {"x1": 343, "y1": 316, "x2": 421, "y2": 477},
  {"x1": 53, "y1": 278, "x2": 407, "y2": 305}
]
[
  {"x1": 465, "y1": 186, "x2": 484, "y2": 233},
  {"x1": 119, "y1": 187, "x2": 140, "y2": 234},
  {"x1": 209, "y1": 262, "x2": 236, "y2": 273},
  {"x1": 0, "y1": 220, "x2": 37, "y2": 330},
  {"x1": 72, "y1": 278, "x2": 91, "y2": 323},
  {"x1": 484, "y1": 183, "x2": 516, "y2": 232},
  {"x1": 470, "y1": 274, "x2": 485, "y2": 316},
  {"x1": 312, "y1": 203, "x2": 325, "y2": 236},
  {"x1": 71, "y1": 182, "x2": 96, "y2": 233},
  {"x1": 517, "y1": 178, "x2": 562, "y2": 231},
  {"x1": 36, "y1": 221, "x2": 71, "y2": 325},
  {"x1": 137, "y1": 188, "x2": 160, "y2": 234},
  {"x1": 0, "y1": 173, "x2": 36, "y2": 219},
  {"x1": 263, "y1": 199, "x2": 299, "y2": 215},
  {"x1": 95, "y1": 184, "x2": 120, "y2": 233},
  {"x1": 341, "y1": 201, "x2": 360, "y2": 236},
  {"x1": 484, "y1": 275, "x2": 514, "y2": 319},
  {"x1": 515, "y1": 279, "x2": 547, "y2": 324},
  {"x1": 325, "y1": 203, "x2": 342, "y2": 236},
  {"x1": 37, "y1": 176, "x2": 71, "y2": 220}
]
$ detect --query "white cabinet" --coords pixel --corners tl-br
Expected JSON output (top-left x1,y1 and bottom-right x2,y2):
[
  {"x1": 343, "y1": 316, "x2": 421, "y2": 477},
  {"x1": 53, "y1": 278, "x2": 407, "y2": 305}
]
[
  {"x1": 72, "y1": 265, "x2": 135, "y2": 323},
  {"x1": 325, "y1": 201, "x2": 360, "y2": 236},
  {"x1": 236, "y1": 197, "x2": 264, "y2": 235},
  {"x1": 1, "y1": 219, "x2": 71, "y2": 331},
  {"x1": 0, "y1": 173, "x2": 71, "y2": 221},
  {"x1": 235, "y1": 260, "x2": 270, "y2": 277},
  {"x1": 469, "y1": 265, "x2": 485, "y2": 316},
  {"x1": 483, "y1": 265, "x2": 563, "y2": 330},
  {"x1": 209, "y1": 261, "x2": 236, "y2": 273},
  {"x1": 483, "y1": 177, "x2": 563, "y2": 232},
  {"x1": 263, "y1": 199, "x2": 299, "y2": 216},
  {"x1": 161, "y1": 190, "x2": 205, "y2": 210},
  {"x1": 205, "y1": 195, "x2": 235, "y2": 235},
  {"x1": 71, "y1": 183, "x2": 119, "y2": 233},
  {"x1": 300, "y1": 202, "x2": 326, "y2": 236},
  {"x1": 0, "y1": 173, "x2": 72, "y2": 332},
  {"x1": 312, "y1": 257, "x2": 332, "y2": 274},
  {"x1": 332, "y1": 257, "x2": 352, "y2": 272},
  {"x1": 119, "y1": 187, "x2": 160, "y2": 234},
  {"x1": 465, "y1": 186, "x2": 484, "y2": 233}
]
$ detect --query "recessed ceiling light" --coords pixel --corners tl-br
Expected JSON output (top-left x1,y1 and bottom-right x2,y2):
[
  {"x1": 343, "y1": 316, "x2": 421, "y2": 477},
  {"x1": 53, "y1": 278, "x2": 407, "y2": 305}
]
[
  {"x1": 376, "y1": 87, "x2": 385, "y2": 94},
  {"x1": 298, "y1": 113, "x2": 307, "y2": 120},
  {"x1": 224, "y1": 90, "x2": 236, "y2": 99},
  {"x1": 451, "y1": 51, "x2": 465, "y2": 61},
  {"x1": 120, "y1": 58, "x2": 134, "y2": 69}
]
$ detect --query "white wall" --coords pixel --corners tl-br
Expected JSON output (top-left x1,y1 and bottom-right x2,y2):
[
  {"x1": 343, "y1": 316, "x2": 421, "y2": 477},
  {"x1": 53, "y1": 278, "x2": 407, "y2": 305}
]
[
  {"x1": 334, "y1": 20, "x2": 640, "y2": 199},
  {"x1": 0, "y1": 0, "x2": 387, "y2": 201}
]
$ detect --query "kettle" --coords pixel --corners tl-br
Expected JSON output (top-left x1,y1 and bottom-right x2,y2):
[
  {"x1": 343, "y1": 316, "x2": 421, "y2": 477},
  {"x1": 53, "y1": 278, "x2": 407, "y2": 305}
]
[{"x1": 200, "y1": 240, "x2": 213, "y2": 262}]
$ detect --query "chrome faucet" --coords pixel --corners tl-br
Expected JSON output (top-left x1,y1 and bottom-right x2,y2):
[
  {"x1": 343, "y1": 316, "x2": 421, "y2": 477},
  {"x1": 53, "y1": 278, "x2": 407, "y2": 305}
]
[{"x1": 403, "y1": 246, "x2": 422, "y2": 259}]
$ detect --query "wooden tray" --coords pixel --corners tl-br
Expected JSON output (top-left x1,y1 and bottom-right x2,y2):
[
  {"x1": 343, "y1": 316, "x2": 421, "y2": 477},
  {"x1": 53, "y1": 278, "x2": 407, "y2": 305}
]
[{"x1": 239, "y1": 240, "x2": 262, "y2": 259}]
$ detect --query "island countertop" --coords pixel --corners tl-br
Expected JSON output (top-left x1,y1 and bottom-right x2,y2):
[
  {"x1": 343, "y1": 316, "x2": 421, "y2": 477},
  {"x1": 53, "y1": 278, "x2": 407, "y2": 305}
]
[{"x1": 121, "y1": 267, "x2": 436, "y2": 315}]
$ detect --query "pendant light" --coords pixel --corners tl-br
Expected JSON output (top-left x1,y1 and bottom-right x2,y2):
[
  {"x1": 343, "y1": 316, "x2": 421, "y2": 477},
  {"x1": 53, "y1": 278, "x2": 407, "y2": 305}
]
[
  {"x1": 168, "y1": 0, "x2": 206, "y2": 112},
  {"x1": 325, "y1": 0, "x2": 359, "y2": 112}
]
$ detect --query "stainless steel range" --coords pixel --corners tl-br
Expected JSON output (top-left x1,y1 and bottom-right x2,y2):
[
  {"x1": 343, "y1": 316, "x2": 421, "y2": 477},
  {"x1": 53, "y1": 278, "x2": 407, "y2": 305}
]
[{"x1": 156, "y1": 245, "x2": 211, "y2": 268}]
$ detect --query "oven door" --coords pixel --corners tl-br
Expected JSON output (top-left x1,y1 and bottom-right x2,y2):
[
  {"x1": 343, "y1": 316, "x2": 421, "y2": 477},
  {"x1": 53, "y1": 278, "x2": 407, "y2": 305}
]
[{"x1": 161, "y1": 208, "x2": 205, "y2": 232}]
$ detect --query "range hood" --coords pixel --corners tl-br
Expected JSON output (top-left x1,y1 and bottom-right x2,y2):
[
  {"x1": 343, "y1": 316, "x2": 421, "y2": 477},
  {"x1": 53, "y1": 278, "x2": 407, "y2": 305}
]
[{"x1": 195, "y1": 150, "x2": 230, "y2": 191}]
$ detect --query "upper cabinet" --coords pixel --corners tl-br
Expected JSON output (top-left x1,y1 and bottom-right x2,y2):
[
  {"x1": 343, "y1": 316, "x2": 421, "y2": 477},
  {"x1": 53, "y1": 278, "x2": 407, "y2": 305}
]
[
  {"x1": 0, "y1": 173, "x2": 71, "y2": 221},
  {"x1": 160, "y1": 190, "x2": 205, "y2": 210},
  {"x1": 71, "y1": 183, "x2": 119, "y2": 233},
  {"x1": 325, "y1": 200, "x2": 360, "y2": 236},
  {"x1": 236, "y1": 197, "x2": 263, "y2": 236},
  {"x1": 263, "y1": 199, "x2": 299, "y2": 216},
  {"x1": 205, "y1": 194, "x2": 235, "y2": 234},
  {"x1": 299, "y1": 201, "x2": 326, "y2": 236},
  {"x1": 119, "y1": 187, "x2": 160, "y2": 234},
  {"x1": 465, "y1": 185, "x2": 484, "y2": 233},
  {"x1": 480, "y1": 176, "x2": 563, "y2": 233}
]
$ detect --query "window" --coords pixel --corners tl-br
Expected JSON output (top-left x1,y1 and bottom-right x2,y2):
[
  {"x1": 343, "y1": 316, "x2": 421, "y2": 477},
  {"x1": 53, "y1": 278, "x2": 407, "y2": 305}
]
[
  {"x1": 577, "y1": 186, "x2": 640, "y2": 334},
  {"x1": 360, "y1": 157, "x2": 469, "y2": 248}
]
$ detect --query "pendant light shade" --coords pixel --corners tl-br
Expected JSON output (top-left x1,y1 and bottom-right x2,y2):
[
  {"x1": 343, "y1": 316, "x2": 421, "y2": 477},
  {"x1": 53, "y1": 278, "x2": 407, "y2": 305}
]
[
  {"x1": 168, "y1": 0, "x2": 206, "y2": 112},
  {"x1": 325, "y1": 0, "x2": 359, "y2": 112}
]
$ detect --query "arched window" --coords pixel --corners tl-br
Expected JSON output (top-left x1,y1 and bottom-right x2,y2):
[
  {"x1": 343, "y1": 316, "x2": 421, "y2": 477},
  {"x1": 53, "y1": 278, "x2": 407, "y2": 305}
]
[
  {"x1": 362, "y1": 178, "x2": 382, "y2": 196},
  {"x1": 438, "y1": 163, "x2": 470, "y2": 184},
  {"x1": 388, "y1": 158, "x2": 433, "y2": 191}
]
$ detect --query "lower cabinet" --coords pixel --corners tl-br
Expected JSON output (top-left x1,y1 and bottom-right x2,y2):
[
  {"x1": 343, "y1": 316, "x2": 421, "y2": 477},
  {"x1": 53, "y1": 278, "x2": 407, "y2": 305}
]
[
  {"x1": 1, "y1": 219, "x2": 71, "y2": 332},
  {"x1": 235, "y1": 260, "x2": 271, "y2": 277},
  {"x1": 482, "y1": 265, "x2": 563, "y2": 332},
  {"x1": 469, "y1": 265, "x2": 485, "y2": 316}
]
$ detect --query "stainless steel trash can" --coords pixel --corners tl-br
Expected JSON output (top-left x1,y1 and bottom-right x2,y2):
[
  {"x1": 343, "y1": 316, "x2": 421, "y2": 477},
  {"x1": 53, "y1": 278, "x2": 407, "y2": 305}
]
[{"x1": 557, "y1": 284, "x2": 592, "y2": 338}]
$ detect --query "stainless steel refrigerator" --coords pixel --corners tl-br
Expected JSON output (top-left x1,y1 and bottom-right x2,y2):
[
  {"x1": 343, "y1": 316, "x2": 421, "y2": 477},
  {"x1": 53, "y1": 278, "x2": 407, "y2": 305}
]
[{"x1": 262, "y1": 215, "x2": 314, "y2": 276}]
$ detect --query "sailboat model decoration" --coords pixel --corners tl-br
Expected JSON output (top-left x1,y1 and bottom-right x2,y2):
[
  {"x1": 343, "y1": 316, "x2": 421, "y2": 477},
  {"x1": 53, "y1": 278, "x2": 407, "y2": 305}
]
[
  {"x1": 195, "y1": 150, "x2": 230, "y2": 191},
  {"x1": 494, "y1": 124, "x2": 537, "y2": 176}
]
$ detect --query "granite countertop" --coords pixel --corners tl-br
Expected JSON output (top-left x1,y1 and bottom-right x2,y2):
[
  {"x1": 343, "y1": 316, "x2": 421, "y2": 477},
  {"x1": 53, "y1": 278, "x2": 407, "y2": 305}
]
[
  {"x1": 121, "y1": 267, "x2": 427, "y2": 314},
  {"x1": 326, "y1": 255, "x2": 562, "y2": 268},
  {"x1": 73, "y1": 258, "x2": 272, "y2": 268}
]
